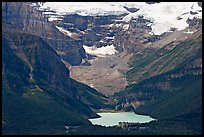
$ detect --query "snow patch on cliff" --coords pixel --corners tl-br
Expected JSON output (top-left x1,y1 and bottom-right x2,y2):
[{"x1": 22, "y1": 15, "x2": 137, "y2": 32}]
[
  {"x1": 56, "y1": 26, "x2": 74, "y2": 37},
  {"x1": 83, "y1": 45, "x2": 117, "y2": 57}
]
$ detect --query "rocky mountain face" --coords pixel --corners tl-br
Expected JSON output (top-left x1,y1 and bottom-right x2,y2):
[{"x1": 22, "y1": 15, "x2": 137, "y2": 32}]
[
  {"x1": 2, "y1": 26, "x2": 109, "y2": 134},
  {"x1": 2, "y1": 2, "x2": 202, "y2": 134},
  {"x1": 2, "y1": 29, "x2": 84, "y2": 133},
  {"x1": 53, "y1": 14, "x2": 123, "y2": 48},
  {"x1": 113, "y1": 16, "x2": 160, "y2": 53},
  {"x1": 113, "y1": 47, "x2": 202, "y2": 111},
  {"x1": 2, "y1": 1, "x2": 202, "y2": 95},
  {"x1": 47, "y1": 12, "x2": 131, "y2": 53},
  {"x1": 37, "y1": 7, "x2": 132, "y2": 95},
  {"x1": 2, "y1": 2, "x2": 109, "y2": 134},
  {"x1": 110, "y1": 14, "x2": 202, "y2": 128},
  {"x1": 2, "y1": 2, "x2": 85, "y2": 65},
  {"x1": 112, "y1": 54, "x2": 202, "y2": 135},
  {"x1": 112, "y1": 21, "x2": 202, "y2": 108},
  {"x1": 70, "y1": 51, "x2": 132, "y2": 95},
  {"x1": 126, "y1": 28, "x2": 202, "y2": 84},
  {"x1": 63, "y1": 2, "x2": 202, "y2": 95}
]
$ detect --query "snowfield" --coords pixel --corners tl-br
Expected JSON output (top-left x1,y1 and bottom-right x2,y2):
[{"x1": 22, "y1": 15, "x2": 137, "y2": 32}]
[
  {"x1": 83, "y1": 45, "x2": 117, "y2": 57},
  {"x1": 39, "y1": 2, "x2": 129, "y2": 16},
  {"x1": 122, "y1": 2, "x2": 202, "y2": 35},
  {"x1": 35, "y1": 2, "x2": 202, "y2": 36}
]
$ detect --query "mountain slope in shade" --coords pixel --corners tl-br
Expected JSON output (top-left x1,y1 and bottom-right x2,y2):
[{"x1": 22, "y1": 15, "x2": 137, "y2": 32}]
[
  {"x1": 135, "y1": 72, "x2": 202, "y2": 134},
  {"x1": 2, "y1": 28, "x2": 107, "y2": 134}
]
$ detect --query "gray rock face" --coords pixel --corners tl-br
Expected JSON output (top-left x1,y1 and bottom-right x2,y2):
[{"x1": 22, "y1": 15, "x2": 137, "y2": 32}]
[
  {"x1": 114, "y1": 16, "x2": 159, "y2": 53},
  {"x1": 55, "y1": 13, "x2": 125, "y2": 49},
  {"x1": 198, "y1": 2, "x2": 202, "y2": 7},
  {"x1": 2, "y1": 2, "x2": 85, "y2": 65}
]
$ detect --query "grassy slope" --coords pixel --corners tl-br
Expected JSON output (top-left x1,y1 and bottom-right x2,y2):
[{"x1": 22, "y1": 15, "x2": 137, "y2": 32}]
[{"x1": 127, "y1": 38, "x2": 202, "y2": 84}]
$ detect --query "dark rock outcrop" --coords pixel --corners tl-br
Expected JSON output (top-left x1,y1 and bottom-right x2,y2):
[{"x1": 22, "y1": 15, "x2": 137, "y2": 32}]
[
  {"x1": 198, "y1": 2, "x2": 202, "y2": 8},
  {"x1": 123, "y1": 6, "x2": 139, "y2": 13},
  {"x1": 145, "y1": 2, "x2": 160, "y2": 5}
]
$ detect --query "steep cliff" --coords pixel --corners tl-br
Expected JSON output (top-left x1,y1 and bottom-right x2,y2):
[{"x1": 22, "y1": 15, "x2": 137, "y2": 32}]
[
  {"x1": 2, "y1": 22, "x2": 107, "y2": 134},
  {"x1": 2, "y1": 2, "x2": 85, "y2": 65}
]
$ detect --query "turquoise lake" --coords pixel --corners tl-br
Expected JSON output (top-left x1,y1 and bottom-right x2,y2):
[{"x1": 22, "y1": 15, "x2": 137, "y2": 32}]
[{"x1": 89, "y1": 112, "x2": 155, "y2": 127}]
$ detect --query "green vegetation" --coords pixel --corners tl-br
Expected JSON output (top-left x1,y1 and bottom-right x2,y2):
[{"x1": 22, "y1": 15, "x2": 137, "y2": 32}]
[
  {"x1": 2, "y1": 88, "x2": 90, "y2": 135},
  {"x1": 70, "y1": 79, "x2": 108, "y2": 109},
  {"x1": 127, "y1": 38, "x2": 202, "y2": 84},
  {"x1": 115, "y1": 36, "x2": 202, "y2": 135},
  {"x1": 113, "y1": 58, "x2": 202, "y2": 135},
  {"x1": 2, "y1": 30, "x2": 106, "y2": 134},
  {"x1": 136, "y1": 75, "x2": 202, "y2": 118},
  {"x1": 2, "y1": 4, "x2": 202, "y2": 135},
  {"x1": 46, "y1": 119, "x2": 201, "y2": 135}
]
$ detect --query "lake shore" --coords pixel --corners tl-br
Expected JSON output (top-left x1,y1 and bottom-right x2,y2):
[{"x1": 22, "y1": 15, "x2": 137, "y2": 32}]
[{"x1": 94, "y1": 108, "x2": 135, "y2": 113}]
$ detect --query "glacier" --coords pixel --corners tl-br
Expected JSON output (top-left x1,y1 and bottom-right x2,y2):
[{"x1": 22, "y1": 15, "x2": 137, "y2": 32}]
[{"x1": 35, "y1": 2, "x2": 202, "y2": 35}]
